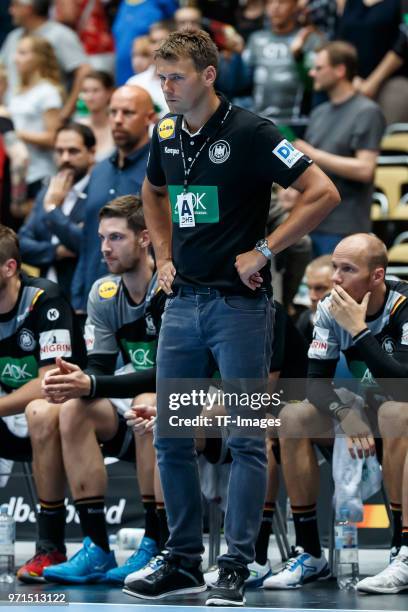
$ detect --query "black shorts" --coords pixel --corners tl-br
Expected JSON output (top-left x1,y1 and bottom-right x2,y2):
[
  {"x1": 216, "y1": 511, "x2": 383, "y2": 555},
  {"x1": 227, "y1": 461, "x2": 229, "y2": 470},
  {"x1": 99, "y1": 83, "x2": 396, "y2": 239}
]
[
  {"x1": 0, "y1": 418, "x2": 32, "y2": 462},
  {"x1": 271, "y1": 436, "x2": 383, "y2": 465},
  {"x1": 100, "y1": 413, "x2": 135, "y2": 462}
]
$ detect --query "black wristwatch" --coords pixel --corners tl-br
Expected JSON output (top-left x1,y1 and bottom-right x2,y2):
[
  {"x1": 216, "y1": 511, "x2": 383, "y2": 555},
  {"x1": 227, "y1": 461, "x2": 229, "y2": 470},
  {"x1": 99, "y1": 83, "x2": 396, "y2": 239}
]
[{"x1": 255, "y1": 239, "x2": 274, "y2": 260}]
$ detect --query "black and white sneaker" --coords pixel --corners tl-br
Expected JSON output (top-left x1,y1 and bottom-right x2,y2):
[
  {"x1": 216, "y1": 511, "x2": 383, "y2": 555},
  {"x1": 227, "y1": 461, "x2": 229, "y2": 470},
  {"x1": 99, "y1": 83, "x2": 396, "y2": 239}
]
[
  {"x1": 122, "y1": 556, "x2": 207, "y2": 600},
  {"x1": 206, "y1": 567, "x2": 248, "y2": 606}
]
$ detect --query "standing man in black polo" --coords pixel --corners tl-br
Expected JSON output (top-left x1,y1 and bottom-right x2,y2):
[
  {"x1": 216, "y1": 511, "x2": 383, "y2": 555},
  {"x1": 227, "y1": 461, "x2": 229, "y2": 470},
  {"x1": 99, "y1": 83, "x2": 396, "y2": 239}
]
[{"x1": 123, "y1": 29, "x2": 340, "y2": 607}]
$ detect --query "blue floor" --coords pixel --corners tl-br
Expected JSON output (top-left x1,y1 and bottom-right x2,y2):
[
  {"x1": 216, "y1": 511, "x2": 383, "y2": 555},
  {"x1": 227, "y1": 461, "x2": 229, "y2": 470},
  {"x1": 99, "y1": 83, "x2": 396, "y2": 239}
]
[{"x1": 1, "y1": 579, "x2": 408, "y2": 611}]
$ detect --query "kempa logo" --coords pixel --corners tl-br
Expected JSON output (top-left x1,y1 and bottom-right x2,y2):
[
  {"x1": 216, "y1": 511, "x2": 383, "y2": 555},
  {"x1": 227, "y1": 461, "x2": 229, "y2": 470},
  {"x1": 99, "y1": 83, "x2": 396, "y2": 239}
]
[
  {"x1": 0, "y1": 356, "x2": 37, "y2": 388},
  {"x1": 164, "y1": 146, "x2": 179, "y2": 156}
]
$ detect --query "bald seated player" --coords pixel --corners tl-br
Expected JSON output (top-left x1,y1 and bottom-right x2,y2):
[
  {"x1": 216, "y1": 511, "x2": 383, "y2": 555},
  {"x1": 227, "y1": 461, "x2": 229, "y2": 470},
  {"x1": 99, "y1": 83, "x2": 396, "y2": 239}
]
[
  {"x1": 264, "y1": 233, "x2": 408, "y2": 589},
  {"x1": 71, "y1": 85, "x2": 155, "y2": 313}
]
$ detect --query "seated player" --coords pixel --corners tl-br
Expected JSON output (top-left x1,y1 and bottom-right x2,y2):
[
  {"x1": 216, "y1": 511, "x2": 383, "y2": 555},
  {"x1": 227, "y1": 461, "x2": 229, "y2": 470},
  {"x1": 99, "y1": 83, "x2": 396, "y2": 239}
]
[
  {"x1": 0, "y1": 224, "x2": 85, "y2": 575},
  {"x1": 264, "y1": 233, "x2": 408, "y2": 589},
  {"x1": 18, "y1": 195, "x2": 167, "y2": 585},
  {"x1": 296, "y1": 254, "x2": 333, "y2": 345}
]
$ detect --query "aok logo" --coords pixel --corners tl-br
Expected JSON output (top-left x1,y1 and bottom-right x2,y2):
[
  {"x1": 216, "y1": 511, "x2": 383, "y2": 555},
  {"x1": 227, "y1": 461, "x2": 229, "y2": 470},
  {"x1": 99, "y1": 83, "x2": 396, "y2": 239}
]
[
  {"x1": 0, "y1": 357, "x2": 37, "y2": 388},
  {"x1": 174, "y1": 193, "x2": 207, "y2": 213},
  {"x1": 129, "y1": 347, "x2": 155, "y2": 369}
]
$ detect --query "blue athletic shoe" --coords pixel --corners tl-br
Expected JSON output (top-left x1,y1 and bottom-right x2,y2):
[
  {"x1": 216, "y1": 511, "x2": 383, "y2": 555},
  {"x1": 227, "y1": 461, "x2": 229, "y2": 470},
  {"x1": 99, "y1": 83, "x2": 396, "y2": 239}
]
[
  {"x1": 104, "y1": 536, "x2": 158, "y2": 585},
  {"x1": 43, "y1": 537, "x2": 116, "y2": 584}
]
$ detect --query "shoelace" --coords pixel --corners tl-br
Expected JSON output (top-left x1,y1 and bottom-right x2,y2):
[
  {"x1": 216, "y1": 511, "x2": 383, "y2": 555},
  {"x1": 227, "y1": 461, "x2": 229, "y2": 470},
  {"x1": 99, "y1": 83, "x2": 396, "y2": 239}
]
[
  {"x1": 282, "y1": 546, "x2": 302, "y2": 570},
  {"x1": 148, "y1": 552, "x2": 168, "y2": 568},
  {"x1": 216, "y1": 568, "x2": 241, "y2": 588},
  {"x1": 146, "y1": 557, "x2": 176, "y2": 580}
]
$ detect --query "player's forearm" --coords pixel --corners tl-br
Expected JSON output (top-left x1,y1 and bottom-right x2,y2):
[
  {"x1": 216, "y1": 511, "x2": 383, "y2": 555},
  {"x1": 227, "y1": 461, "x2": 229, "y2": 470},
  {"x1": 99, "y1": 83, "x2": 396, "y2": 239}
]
[
  {"x1": 142, "y1": 180, "x2": 172, "y2": 263},
  {"x1": 0, "y1": 378, "x2": 44, "y2": 417},
  {"x1": 312, "y1": 149, "x2": 376, "y2": 183}
]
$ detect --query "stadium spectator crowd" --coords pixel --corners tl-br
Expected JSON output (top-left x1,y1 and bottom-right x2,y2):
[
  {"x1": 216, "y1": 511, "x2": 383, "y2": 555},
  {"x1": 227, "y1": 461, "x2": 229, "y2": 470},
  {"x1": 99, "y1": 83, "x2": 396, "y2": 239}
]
[{"x1": 1, "y1": 0, "x2": 408, "y2": 604}]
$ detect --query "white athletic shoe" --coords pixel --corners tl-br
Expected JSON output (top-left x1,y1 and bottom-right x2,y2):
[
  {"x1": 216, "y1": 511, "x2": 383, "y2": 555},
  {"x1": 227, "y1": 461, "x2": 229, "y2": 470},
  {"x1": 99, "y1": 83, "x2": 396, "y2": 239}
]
[
  {"x1": 205, "y1": 560, "x2": 271, "y2": 589},
  {"x1": 124, "y1": 551, "x2": 168, "y2": 586},
  {"x1": 263, "y1": 547, "x2": 330, "y2": 589},
  {"x1": 357, "y1": 546, "x2": 408, "y2": 594},
  {"x1": 390, "y1": 546, "x2": 400, "y2": 563},
  {"x1": 245, "y1": 560, "x2": 272, "y2": 588}
]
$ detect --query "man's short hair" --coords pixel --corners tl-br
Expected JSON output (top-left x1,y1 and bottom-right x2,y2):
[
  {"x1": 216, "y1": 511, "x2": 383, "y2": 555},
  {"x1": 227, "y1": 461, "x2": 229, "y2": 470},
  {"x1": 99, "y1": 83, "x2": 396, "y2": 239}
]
[
  {"x1": 368, "y1": 241, "x2": 388, "y2": 271},
  {"x1": 319, "y1": 41, "x2": 358, "y2": 82},
  {"x1": 0, "y1": 225, "x2": 21, "y2": 270},
  {"x1": 307, "y1": 254, "x2": 333, "y2": 274},
  {"x1": 154, "y1": 28, "x2": 219, "y2": 72},
  {"x1": 56, "y1": 122, "x2": 96, "y2": 150},
  {"x1": 31, "y1": 0, "x2": 52, "y2": 17},
  {"x1": 99, "y1": 195, "x2": 146, "y2": 235}
]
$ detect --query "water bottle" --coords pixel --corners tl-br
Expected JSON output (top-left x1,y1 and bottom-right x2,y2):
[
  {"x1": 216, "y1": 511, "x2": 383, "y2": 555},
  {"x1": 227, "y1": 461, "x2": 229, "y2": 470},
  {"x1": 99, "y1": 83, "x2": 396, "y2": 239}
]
[
  {"x1": 116, "y1": 528, "x2": 142, "y2": 550},
  {"x1": 286, "y1": 498, "x2": 296, "y2": 548},
  {"x1": 0, "y1": 504, "x2": 15, "y2": 583},
  {"x1": 335, "y1": 506, "x2": 359, "y2": 590}
]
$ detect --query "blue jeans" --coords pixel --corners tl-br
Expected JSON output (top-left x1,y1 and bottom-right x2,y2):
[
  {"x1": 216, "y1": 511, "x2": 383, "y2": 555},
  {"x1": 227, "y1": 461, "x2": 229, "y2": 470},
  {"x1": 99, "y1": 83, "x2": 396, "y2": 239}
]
[{"x1": 155, "y1": 287, "x2": 274, "y2": 571}]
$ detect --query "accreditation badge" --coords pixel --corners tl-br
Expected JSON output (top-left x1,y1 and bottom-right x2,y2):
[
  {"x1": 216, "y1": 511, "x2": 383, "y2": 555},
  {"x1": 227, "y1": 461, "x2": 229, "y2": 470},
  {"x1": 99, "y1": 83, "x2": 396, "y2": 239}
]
[{"x1": 177, "y1": 192, "x2": 195, "y2": 228}]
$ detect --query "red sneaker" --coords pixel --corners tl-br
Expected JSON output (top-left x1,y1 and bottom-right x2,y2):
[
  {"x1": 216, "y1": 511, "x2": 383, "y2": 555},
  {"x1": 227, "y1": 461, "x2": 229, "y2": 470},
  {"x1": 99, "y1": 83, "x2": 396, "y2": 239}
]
[{"x1": 17, "y1": 550, "x2": 67, "y2": 583}]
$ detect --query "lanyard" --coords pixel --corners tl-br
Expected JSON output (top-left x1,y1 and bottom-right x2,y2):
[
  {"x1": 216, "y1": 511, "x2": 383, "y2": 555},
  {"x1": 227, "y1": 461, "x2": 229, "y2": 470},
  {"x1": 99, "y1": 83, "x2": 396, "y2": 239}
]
[{"x1": 179, "y1": 103, "x2": 232, "y2": 193}]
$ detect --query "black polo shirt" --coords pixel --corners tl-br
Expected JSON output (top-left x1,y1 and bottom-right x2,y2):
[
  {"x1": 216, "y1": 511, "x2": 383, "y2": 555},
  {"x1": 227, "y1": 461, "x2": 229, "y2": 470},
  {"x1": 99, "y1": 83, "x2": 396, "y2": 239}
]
[{"x1": 147, "y1": 94, "x2": 312, "y2": 295}]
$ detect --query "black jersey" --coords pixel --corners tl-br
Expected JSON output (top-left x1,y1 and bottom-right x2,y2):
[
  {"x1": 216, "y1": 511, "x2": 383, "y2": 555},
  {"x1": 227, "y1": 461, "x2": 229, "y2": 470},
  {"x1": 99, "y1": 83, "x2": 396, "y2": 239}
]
[
  {"x1": 147, "y1": 93, "x2": 311, "y2": 295},
  {"x1": 0, "y1": 275, "x2": 86, "y2": 393},
  {"x1": 308, "y1": 279, "x2": 408, "y2": 412}
]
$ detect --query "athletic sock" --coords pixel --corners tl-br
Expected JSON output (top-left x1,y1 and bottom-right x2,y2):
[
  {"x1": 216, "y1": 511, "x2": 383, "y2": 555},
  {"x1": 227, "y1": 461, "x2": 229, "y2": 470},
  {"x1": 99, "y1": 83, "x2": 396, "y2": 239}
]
[
  {"x1": 255, "y1": 502, "x2": 275, "y2": 565},
  {"x1": 401, "y1": 526, "x2": 408, "y2": 549},
  {"x1": 292, "y1": 503, "x2": 321, "y2": 558},
  {"x1": 156, "y1": 502, "x2": 169, "y2": 550},
  {"x1": 74, "y1": 496, "x2": 109, "y2": 553},
  {"x1": 142, "y1": 495, "x2": 159, "y2": 545},
  {"x1": 390, "y1": 502, "x2": 402, "y2": 549},
  {"x1": 37, "y1": 498, "x2": 66, "y2": 554}
]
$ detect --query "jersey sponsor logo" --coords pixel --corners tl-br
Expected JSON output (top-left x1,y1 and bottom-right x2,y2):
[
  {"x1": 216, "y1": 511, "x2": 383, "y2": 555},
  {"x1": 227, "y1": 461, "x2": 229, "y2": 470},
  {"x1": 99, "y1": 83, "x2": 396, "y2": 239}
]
[
  {"x1": 98, "y1": 280, "x2": 118, "y2": 300},
  {"x1": 309, "y1": 326, "x2": 329, "y2": 356},
  {"x1": 209, "y1": 140, "x2": 230, "y2": 164},
  {"x1": 169, "y1": 185, "x2": 219, "y2": 223},
  {"x1": 0, "y1": 356, "x2": 38, "y2": 389},
  {"x1": 272, "y1": 139, "x2": 304, "y2": 168},
  {"x1": 18, "y1": 328, "x2": 36, "y2": 352},
  {"x1": 401, "y1": 322, "x2": 408, "y2": 345},
  {"x1": 164, "y1": 146, "x2": 179, "y2": 156},
  {"x1": 349, "y1": 360, "x2": 377, "y2": 387},
  {"x1": 47, "y1": 308, "x2": 60, "y2": 322},
  {"x1": 84, "y1": 324, "x2": 95, "y2": 351},
  {"x1": 39, "y1": 329, "x2": 72, "y2": 359},
  {"x1": 382, "y1": 336, "x2": 396, "y2": 354},
  {"x1": 121, "y1": 340, "x2": 157, "y2": 371},
  {"x1": 158, "y1": 117, "x2": 176, "y2": 141}
]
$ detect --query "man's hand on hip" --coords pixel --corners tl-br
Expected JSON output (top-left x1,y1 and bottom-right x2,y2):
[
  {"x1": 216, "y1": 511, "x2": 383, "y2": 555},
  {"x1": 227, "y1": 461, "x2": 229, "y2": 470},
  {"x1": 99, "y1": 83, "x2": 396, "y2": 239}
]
[
  {"x1": 235, "y1": 250, "x2": 266, "y2": 290},
  {"x1": 157, "y1": 259, "x2": 176, "y2": 295}
]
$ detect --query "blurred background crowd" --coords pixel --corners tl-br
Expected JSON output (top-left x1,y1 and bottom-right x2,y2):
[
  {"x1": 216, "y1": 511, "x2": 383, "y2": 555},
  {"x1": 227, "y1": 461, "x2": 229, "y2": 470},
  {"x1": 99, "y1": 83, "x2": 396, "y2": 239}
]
[{"x1": 1, "y1": 0, "x2": 408, "y2": 317}]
